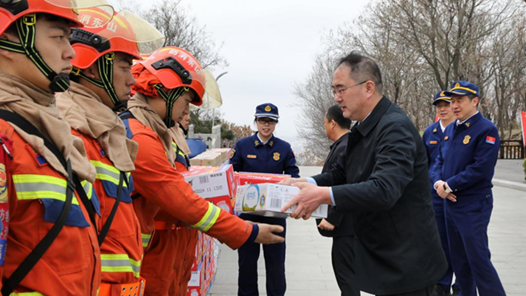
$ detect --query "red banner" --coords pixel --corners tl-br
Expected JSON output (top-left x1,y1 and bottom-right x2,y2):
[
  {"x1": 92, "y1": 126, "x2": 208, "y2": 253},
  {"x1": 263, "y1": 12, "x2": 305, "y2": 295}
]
[{"x1": 521, "y1": 111, "x2": 526, "y2": 146}]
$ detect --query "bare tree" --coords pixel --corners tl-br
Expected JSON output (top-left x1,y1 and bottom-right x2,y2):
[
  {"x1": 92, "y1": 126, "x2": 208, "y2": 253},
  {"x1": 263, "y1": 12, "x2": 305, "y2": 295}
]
[
  {"x1": 141, "y1": 0, "x2": 227, "y2": 69},
  {"x1": 113, "y1": 0, "x2": 227, "y2": 69},
  {"x1": 296, "y1": 0, "x2": 526, "y2": 147},
  {"x1": 293, "y1": 54, "x2": 338, "y2": 164}
]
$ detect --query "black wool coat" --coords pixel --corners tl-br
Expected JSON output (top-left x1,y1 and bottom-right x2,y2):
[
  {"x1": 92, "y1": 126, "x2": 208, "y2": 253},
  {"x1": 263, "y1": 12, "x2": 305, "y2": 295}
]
[{"x1": 313, "y1": 96, "x2": 447, "y2": 295}]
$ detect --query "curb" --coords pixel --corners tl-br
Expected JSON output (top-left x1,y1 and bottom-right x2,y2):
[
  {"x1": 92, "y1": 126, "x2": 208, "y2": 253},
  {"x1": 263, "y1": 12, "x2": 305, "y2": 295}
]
[{"x1": 493, "y1": 178, "x2": 526, "y2": 192}]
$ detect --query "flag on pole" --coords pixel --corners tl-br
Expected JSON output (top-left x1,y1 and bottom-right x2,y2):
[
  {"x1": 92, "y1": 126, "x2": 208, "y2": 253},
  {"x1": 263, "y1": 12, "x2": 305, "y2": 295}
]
[{"x1": 520, "y1": 111, "x2": 526, "y2": 146}]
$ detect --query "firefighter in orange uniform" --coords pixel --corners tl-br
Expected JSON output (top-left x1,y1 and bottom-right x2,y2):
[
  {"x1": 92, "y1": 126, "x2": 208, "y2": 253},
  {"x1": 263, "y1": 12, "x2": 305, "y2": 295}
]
[
  {"x1": 142, "y1": 114, "x2": 197, "y2": 296},
  {"x1": 0, "y1": 0, "x2": 115, "y2": 295},
  {"x1": 55, "y1": 9, "x2": 164, "y2": 296},
  {"x1": 119, "y1": 46, "x2": 285, "y2": 296}
]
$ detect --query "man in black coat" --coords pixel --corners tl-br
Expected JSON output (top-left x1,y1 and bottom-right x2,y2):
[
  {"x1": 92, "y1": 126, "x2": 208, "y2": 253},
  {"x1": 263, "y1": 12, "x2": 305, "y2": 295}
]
[
  {"x1": 315, "y1": 104, "x2": 359, "y2": 296},
  {"x1": 281, "y1": 52, "x2": 447, "y2": 296}
]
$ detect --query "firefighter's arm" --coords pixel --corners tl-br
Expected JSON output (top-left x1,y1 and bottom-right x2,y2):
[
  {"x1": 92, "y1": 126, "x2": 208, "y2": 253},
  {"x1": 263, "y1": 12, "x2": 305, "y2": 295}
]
[{"x1": 132, "y1": 133, "x2": 283, "y2": 248}]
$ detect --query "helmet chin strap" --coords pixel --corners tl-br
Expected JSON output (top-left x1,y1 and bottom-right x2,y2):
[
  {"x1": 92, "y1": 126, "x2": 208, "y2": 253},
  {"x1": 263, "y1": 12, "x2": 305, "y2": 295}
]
[
  {"x1": 72, "y1": 53, "x2": 125, "y2": 112},
  {"x1": 0, "y1": 14, "x2": 71, "y2": 93},
  {"x1": 154, "y1": 84, "x2": 189, "y2": 128}
]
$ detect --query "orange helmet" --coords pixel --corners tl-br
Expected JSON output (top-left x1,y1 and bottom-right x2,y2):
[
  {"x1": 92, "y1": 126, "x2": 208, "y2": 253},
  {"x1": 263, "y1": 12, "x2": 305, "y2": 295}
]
[
  {"x1": 137, "y1": 46, "x2": 206, "y2": 105},
  {"x1": 0, "y1": 0, "x2": 113, "y2": 35},
  {"x1": 0, "y1": 0, "x2": 113, "y2": 93},
  {"x1": 71, "y1": 9, "x2": 165, "y2": 69},
  {"x1": 70, "y1": 9, "x2": 164, "y2": 111}
]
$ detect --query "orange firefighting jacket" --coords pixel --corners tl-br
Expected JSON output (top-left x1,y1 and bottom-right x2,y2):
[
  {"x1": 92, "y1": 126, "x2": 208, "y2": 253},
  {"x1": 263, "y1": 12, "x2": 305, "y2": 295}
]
[
  {"x1": 142, "y1": 138, "x2": 197, "y2": 296},
  {"x1": 72, "y1": 130, "x2": 143, "y2": 286},
  {"x1": 120, "y1": 116, "x2": 255, "y2": 251},
  {"x1": 0, "y1": 121, "x2": 101, "y2": 296}
]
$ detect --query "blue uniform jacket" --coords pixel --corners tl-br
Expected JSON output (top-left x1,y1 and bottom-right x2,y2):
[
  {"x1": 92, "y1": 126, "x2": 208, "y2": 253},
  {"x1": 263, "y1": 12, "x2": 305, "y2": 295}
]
[
  {"x1": 430, "y1": 112, "x2": 499, "y2": 202},
  {"x1": 422, "y1": 121, "x2": 446, "y2": 205},
  {"x1": 230, "y1": 133, "x2": 299, "y2": 177}
]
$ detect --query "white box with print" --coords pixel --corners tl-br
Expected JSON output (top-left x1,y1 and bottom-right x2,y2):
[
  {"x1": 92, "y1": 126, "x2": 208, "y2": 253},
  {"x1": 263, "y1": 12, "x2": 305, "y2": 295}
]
[{"x1": 235, "y1": 183, "x2": 327, "y2": 218}]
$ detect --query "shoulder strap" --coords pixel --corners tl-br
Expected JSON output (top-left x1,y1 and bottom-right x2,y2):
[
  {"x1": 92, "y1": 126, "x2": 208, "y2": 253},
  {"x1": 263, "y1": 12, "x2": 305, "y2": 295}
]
[
  {"x1": 118, "y1": 110, "x2": 135, "y2": 120},
  {"x1": 0, "y1": 110, "x2": 90, "y2": 295},
  {"x1": 97, "y1": 171, "x2": 124, "y2": 245}
]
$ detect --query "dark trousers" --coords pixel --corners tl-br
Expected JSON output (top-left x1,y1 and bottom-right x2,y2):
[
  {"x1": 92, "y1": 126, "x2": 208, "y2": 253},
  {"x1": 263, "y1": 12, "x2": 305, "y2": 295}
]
[
  {"x1": 377, "y1": 285, "x2": 434, "y2": 296},
  {"x1": 238, "y1": 214, "x2": 286, "y2": 296},
  {"x1": 332, "y1": 236, "x2": 360, "y2": 296},
  {"x1": 432, "y1": 195, "x2": 459, "y2": 290},
  {"x1": 445, "y1": 196, "x2": 506, "y2": 296}
]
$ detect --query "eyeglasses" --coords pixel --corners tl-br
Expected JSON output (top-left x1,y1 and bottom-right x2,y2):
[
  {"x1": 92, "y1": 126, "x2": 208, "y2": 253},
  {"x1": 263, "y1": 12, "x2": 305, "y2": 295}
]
[
  {"x1": 256, "y1": 118, "x2": 277, "y2": 125},
  {"x1": 332, "y1": 80, "x2": 367, "y2": 97}
]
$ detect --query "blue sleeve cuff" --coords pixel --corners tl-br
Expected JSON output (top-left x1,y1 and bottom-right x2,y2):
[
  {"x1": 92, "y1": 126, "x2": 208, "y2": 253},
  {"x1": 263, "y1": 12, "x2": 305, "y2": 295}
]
[
  {"x1": 306, "y1": 177, "x2": 317, "y2": 185},
  {"x1": 330, "y1": 187, "x2": 335, "y2": 205},
  {"x1": 245, "y1": 223, "x2": 259, "y2": 245}
]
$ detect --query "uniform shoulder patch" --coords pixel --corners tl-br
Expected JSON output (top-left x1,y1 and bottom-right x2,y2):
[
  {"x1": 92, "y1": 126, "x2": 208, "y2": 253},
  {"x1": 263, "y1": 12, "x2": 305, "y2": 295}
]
[{"x1": 485, "y1": 136, "x2": 496, "y2": 145}]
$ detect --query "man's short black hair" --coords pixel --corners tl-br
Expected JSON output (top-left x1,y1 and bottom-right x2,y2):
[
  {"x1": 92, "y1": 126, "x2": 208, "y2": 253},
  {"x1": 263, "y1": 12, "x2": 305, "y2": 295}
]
[
  {"x1": 338, "y1": 51, "x2": 383, "y2": 94},
  {"x1": 326, "y1": 104, "x2": 351, "y2": 130}
]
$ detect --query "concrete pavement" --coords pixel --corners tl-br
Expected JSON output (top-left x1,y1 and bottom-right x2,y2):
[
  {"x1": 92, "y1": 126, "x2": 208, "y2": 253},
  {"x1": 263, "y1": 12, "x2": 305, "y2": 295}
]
[{"x1": 209, "y1": 163, "x2": 526, "y2": 296}]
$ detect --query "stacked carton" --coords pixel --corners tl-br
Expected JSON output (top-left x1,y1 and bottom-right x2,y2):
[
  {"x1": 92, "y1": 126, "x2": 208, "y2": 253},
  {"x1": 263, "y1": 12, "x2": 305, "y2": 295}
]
[
  {"x1": 189, "y1": 148, "x2": 233, "y2": 167},
  {"x1": 181, "y1": 164, "x2": 237, "y2": 214},
  {"x1": 186, "y1": 232, "x2": 220, "y2": 296}
]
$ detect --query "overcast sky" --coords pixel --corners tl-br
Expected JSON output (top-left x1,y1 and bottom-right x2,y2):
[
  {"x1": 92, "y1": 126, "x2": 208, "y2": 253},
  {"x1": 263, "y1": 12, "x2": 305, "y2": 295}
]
[{"x1": 132, "y1": 0, "x2": 371, "y2": 152}]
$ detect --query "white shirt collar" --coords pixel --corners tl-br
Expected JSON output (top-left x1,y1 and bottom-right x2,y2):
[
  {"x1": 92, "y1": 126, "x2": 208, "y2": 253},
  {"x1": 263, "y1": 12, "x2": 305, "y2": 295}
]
[
  {"x1": 257, "y1": 133, "x2": 269, "y2": 145},
  {"x1": 456, "y1": 111, "x2": 479, "y2": 126}
]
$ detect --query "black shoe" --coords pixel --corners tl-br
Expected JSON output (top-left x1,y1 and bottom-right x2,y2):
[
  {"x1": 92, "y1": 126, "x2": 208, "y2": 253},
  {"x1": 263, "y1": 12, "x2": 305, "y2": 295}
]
[
  {"x1": 432, "y1": 284, "x2": 450, "y2": 296},
  {"x1": 451, "y1": 285, "x2": 460, "y2": 296}
]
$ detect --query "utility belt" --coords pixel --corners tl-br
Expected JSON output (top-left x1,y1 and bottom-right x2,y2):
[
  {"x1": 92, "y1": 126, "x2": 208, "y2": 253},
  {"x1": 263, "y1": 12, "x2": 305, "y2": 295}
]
[
  {"x1": 99, "y1": 277, "x2": 146, "y2": 296},
  {"x1": 154, "y1": 221, "x2": 180, "y2": 231}
]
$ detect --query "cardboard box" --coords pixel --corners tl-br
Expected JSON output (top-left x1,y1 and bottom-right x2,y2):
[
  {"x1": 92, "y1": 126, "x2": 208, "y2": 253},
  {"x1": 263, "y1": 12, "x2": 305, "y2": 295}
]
[
  {"x1": 236, "y1": 172, "x2": 291, "y2": 185},
  {"x1": 211, "y1": 148, "x2": 233, "y2": 163},
  {"x1": 182, "y1": 164, "x2": 237, "y2": 214},
  {"x1": 235, "y1": 183, "x2": 328, "y2": 218},
  {"x1": 189, "y1": 150, "x2": 222, "y2": 167}
]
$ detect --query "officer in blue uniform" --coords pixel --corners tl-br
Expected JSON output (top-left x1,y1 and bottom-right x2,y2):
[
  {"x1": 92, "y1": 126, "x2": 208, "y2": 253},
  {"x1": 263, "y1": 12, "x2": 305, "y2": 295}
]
[
  {"x1": 230, "y1": 103, "x2": 299, "y2": 296},
  {"x1": 422, "y1": 91, "x2": 460, "y2": 296},
  {"x1": 431, "y1": 81, "x2": 506, "y2": 296}
]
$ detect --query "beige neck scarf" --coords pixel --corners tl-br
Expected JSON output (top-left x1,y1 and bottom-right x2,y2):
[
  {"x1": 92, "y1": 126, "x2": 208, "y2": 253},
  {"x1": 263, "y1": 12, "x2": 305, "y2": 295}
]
[
  {"x1": 55, "y1": 82, "x2": 137, "y2": 172},
  {"x1": 128, "y1": 93, "x2": 175, "y2": 165},
  {"x1": 0, "y1": 72, "x2": 95, "y2": 182},
  {"x1": 169, "y1": 125, "x2": 191, "y2": 156}
]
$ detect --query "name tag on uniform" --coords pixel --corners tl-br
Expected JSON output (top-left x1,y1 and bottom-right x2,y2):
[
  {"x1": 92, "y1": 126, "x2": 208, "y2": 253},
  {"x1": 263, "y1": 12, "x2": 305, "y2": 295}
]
[
  {"x1": 247, "y1": 154, "x2": 257, "y2": 159},
  {"x1": 429, "y1": 141, "x2": 438, "y2": 145}
]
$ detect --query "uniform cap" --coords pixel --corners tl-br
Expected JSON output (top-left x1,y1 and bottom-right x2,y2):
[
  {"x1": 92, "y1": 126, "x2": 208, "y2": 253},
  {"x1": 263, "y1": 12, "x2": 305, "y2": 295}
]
[
  {"x1": 432, "y1": 90, "x2": 451, "y2": 105},
  {"x1": 444, "y1": 80, "x2": 479, "y2": 97},
  {"x1": 255, "y1": 103, "x2": 279, "y2": 121}
]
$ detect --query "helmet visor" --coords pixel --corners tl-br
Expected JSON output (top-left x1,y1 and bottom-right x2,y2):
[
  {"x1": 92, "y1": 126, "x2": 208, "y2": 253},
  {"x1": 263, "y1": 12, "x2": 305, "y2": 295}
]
[
  {"x1": 47, "y1": 0, "x2": 114, "y2": 28},
  {"x1": 198, "y1": 69, "x2": 223, "y2": 108},
  {"x1": 97, "y1": 10, "x2": 165, "y2": 55}
]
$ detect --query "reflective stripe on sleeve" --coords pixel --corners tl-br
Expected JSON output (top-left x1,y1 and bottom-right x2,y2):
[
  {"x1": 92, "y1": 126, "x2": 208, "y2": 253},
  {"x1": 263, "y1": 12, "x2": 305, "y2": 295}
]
[
  {"x1": 91, "y1": 160, "x2": 129, "y2": 188},
  {"x1": 192, "y1": 202, "x2": 220, "y2": 232},
  {"x1": 81, "y1": 180, "x2": 94, "y2": 200},
  {"x1": 13, "y1": 174, "x2": 79, "y2": 205},
  {"x1": 10, "y1": 292, "x2": 45, "y2": 296},
  {"x1": 100, "y1": 254, "x2": 141, "y2": 278},
  {"x1": 141, "y1": 233, "x2": 151, "y2": 248}
]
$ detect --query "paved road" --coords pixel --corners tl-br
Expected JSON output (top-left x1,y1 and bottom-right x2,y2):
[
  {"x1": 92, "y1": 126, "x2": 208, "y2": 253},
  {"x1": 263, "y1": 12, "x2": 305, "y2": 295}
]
[{"x1": 209, "y1": 164, "x2": 526, "y2": 296}]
